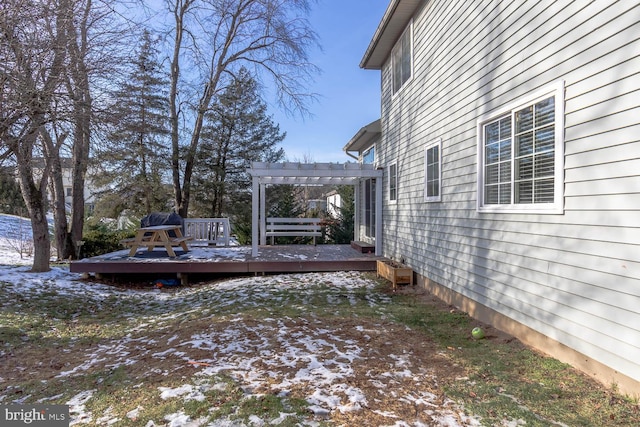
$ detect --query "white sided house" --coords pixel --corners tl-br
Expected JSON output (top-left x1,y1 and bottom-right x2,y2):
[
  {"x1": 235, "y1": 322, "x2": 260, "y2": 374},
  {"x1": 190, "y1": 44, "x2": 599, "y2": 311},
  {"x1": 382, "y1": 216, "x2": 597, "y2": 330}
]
[
  {"x1": 32, "y1": 158, "x2": 98, "y2": 214},
  {"x1": 354, "y1": 0, "x2": 640, "y2": 394}
]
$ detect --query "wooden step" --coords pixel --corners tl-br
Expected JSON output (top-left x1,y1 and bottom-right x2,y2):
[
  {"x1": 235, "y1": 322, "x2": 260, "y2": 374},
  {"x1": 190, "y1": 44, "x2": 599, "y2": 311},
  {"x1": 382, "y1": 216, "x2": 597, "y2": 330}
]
[{"x1": 350, "y1": 241, "x2": 375, "y2": 253}]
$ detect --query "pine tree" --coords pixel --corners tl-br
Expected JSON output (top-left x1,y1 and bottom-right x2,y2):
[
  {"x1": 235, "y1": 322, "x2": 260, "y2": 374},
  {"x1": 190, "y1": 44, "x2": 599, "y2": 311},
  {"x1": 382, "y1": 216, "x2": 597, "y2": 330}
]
[
  {"x1": 326, "y1": 185, "x2": 355, "y2": 244},
  {"x1": 92, "y1": 30, "x2": 171, "y2": 218},
  {"x1": 265, "y1": 184, "x2": 305, "y2": 244},
  {"x1": 192, "y1": 67, "x2": 285, "y2": 222},
  {"x1": 0, "y1": 168, "x2": 27, "y2": 216}
]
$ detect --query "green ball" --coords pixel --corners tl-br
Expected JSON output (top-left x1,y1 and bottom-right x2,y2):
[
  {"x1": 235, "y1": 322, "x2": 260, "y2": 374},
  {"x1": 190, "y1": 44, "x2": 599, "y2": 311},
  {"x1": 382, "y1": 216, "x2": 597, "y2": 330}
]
[{"x1": 472, "y1": 327, "x2": 485, "y2": 339}]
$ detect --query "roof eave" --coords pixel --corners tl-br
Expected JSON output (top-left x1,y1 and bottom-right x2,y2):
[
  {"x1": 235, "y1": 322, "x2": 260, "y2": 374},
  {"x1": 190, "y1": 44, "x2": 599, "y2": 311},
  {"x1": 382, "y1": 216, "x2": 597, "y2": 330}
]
[
  {"x1": 343, "y1": 119, "x2": 381, "y2": 154},
  {"x1": 360, "y1": 0, "x2": 424, "y2": 70}
]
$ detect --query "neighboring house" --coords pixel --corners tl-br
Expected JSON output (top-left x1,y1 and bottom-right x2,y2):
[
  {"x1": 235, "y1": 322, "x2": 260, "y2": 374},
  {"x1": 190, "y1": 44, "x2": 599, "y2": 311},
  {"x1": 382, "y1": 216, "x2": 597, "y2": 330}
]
[
  {"x1": 354, "y1": 0, "x2": 640, "y2": 394},
  {"x1": 32, "y1": 158, "x2": 97, "y2": 213},
  {"x1": 325, "y1": 190, "x2": 341, "y2": 219},
  {"x1": 307, "y1": 199, "x2": 327, "y2": 212}
]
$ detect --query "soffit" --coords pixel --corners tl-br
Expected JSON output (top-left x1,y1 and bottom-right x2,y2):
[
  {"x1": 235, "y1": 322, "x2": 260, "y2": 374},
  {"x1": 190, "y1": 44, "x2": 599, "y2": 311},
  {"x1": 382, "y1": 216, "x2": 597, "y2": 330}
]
[
  {"x1": 343, "y1": 119, "x2": 381, "y2": 154},
  {"x1": 360, "y1": 0, "x2": 423, "y2": 70}
]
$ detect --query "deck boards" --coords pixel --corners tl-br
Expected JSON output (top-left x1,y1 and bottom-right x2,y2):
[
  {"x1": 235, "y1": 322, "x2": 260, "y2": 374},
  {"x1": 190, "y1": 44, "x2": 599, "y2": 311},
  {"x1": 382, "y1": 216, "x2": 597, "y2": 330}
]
[{"x1": 70, "y1": 245, "x2": 380, "y2": 275}]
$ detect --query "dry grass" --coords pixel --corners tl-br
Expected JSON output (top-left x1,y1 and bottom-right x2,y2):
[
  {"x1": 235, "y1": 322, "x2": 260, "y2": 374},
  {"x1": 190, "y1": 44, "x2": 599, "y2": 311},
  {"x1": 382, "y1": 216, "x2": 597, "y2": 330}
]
[{"x1": 0, "y1": 270, "x2": 638, "y2": 426}]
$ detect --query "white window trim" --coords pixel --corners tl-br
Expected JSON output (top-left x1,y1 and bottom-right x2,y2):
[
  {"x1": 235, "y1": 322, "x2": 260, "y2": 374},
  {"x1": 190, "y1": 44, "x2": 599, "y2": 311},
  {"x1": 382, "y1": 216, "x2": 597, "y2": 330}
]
[
  {"x1": 389, "y1": 161, "x2": 398, "y2": 204},
  {"x1": 391, "y1": 19, "x2": 414, "y2": 97},
  {"x1": 424, "y1": 138, "x2": 442, "y2": 202},
  {"x1": 476, "y1": 80, "x2": 565, "y2": 214}
]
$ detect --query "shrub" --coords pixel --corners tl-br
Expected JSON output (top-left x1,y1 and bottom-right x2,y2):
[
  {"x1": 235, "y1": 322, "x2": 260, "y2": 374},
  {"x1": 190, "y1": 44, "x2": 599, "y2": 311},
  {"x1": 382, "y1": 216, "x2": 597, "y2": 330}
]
[{"x1": 81, "y1": 222, "x2": 133, "y2": 258}]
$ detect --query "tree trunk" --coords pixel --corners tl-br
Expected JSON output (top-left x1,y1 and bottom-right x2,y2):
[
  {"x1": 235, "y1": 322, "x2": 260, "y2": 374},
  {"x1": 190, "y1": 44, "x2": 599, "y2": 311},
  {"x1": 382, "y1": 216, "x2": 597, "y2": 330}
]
[
  {"x1": 28, "y1": 195, "x2": 52, "y2": 272},
  {"x1": 66, "y1": 0, "x2": 93, "y2": 255},
  {"x1": 169, "y1": 0, "x2": 190, "y2": 215},
  {"x1": 49, "y1": 148, "x2": 74, "y2": 260},
  {"x1": 71, "y1": 113, "x2": 90, "y2": 249},
  {"x1": 15, "y1": 149, "x2": 51, "y2": 273}
]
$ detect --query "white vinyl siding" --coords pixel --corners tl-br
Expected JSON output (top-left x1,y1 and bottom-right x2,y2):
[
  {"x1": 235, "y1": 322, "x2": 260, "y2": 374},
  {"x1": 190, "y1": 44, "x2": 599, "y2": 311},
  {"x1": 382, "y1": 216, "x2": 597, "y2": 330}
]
[
  {"x1": 392, "y1": 21, "x2": 413, "y2": 95},
  {"x1": 477, "y1": 82, "x2": 564, "y2": 213},
  {"x1": 424, "y1": 138, "x2": 441, "y2": 202},
  {"x1": 375, "y1": 0, "x2": 640, "y2": 389}
]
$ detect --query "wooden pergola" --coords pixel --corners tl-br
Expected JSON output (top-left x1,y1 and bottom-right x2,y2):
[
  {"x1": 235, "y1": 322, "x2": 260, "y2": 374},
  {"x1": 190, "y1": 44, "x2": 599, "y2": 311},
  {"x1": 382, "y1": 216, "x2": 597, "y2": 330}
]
[{"x1": 247, "y1": 162, "x2": 384, "y2": 257}]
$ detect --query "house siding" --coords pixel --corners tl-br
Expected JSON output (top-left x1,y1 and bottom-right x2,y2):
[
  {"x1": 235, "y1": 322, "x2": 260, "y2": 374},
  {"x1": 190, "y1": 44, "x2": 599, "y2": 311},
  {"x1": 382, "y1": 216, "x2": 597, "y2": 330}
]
[{"x1": 376, "y1": 0, "x2": 640, "y2": 388}]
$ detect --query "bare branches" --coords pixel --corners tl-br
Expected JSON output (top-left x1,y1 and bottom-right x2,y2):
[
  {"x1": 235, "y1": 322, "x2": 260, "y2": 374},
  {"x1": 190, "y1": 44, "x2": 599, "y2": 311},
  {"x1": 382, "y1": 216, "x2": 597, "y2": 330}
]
[
  {"x1": 166, "y1": 0, "x2": 319, "y2": 216},
  {"x1": 0, "y1": 0, "x2": 134, "y2": 268}
]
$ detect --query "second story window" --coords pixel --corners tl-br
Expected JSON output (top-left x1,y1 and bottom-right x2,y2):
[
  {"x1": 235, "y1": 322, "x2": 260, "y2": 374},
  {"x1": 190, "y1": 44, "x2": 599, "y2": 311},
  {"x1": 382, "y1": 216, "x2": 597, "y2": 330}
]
[
  {"x1": 363, "y1": 146, "x2": 375, "y2": 164},
  {"x1": 392, "y1": 21, "x2": 413, "y2": 94}
]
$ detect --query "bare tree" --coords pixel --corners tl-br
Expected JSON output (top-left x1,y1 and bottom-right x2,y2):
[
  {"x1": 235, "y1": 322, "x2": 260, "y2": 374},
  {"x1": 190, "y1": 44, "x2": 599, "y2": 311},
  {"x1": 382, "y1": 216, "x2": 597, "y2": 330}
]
[
  {"x1": 1, "y1": 0, "x2": 131, "y2": 269},
  {"x1": 0, "y1": 0, "x2": 71, "y2": 271},
  {"x1": 55, "y1": 0, "x2": 130, "y2": 259},
  {"x1": 166, "y1": 0, "x2": 319, "y2": 217}
]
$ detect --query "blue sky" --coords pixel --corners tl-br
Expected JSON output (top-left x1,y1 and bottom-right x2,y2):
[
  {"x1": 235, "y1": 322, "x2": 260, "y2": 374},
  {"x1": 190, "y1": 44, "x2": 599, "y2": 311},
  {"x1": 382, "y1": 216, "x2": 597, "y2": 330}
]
[{"x1": 270, "y1": 0, "x2": 389, "y2": 163}]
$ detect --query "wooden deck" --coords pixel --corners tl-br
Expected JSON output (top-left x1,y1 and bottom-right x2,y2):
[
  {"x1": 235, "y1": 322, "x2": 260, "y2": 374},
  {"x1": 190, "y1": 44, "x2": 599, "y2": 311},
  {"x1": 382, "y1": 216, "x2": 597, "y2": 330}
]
[{"x1": 70, "y1": 244, "x2": 381, "y2": 276}]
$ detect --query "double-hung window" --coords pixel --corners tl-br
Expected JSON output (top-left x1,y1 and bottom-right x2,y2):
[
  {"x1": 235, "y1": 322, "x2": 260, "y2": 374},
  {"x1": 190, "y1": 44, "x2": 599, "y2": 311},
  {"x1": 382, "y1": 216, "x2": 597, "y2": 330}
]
[
  {"x1": 424, "y1": 139, "x2": 441, "y2": 202},
  {"x1": 389, "y1": 162, "x2": 398, "y2": 203},
  {"x1": 477, "y1": 81, "x2": 564, "y2": 213},
  {"x1": 392, "y1": 21, "x2": 413, "y2": 94}
]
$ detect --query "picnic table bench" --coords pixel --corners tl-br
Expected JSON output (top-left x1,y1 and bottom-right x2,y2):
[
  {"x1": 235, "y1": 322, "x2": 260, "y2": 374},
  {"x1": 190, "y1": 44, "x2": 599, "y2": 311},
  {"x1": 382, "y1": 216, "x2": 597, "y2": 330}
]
[
  {"x1": 121, "y1": 225, "x2": 193, "y2": 257},
  {"x1": 265, "y1": 217, "x2": 322, "y2": 245}
]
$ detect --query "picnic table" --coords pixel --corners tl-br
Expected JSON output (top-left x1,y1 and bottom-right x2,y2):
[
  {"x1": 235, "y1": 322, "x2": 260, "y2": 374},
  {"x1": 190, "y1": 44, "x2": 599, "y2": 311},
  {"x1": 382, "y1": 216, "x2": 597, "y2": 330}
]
[{"x1": 121, "y1": 225, "x2": 193, "y2": 257}]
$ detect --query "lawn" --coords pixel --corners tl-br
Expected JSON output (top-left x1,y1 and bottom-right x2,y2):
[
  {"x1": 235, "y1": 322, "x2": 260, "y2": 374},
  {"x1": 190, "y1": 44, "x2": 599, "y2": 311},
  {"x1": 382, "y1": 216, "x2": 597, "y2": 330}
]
[{"x1": 0, "y1": 266, "x2": 638, "y2": 426}]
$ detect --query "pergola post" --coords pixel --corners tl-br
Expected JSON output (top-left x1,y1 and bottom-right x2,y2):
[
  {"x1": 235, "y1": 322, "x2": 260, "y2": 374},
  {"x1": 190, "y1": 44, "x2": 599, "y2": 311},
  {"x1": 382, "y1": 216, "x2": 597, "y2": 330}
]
[
  {"x1": 251, "y1": 176, "x2": 259, "y2": 257},
  {"x1": 354, "y1": 182, "x2": 361, "y2": 242},
  {"x1": 259, "y1": 183, "x2": 266, "y2": 246}
]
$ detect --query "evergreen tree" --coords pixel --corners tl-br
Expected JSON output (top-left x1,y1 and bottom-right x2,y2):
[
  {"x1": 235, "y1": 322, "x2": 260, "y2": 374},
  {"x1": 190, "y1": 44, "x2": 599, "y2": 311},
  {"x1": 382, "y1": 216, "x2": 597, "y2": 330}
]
[
  {"x1": 92, "y1": 30, "x2": 171, "y2": 218},
  {"x1": 326, "y1": 185, "x2": 355, "y2": 244},
  {"x1": 192, "y1": 67, "x2": 285, "y2": 222},
  {"x1": 265, "y1": 184, "x2": 307, "y2": 244},
  {"x1": 0, "y1": 168, "x2": 27, "y2": 216},
  {"x1": 267, "y1": 184, "x2": 304, "y2": 219}
]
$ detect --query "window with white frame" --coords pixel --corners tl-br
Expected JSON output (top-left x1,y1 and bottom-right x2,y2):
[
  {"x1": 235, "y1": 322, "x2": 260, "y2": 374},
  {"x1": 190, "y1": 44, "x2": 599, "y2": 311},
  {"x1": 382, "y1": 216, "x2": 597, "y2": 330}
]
[
  {"x1": 424, "y1": 139, "x2": 441, "y2": 202},
  {"x1": 392, "y1": 21, "x2": 413, "y2": 94},
  {"x1": 477, "y1": 81, "x2": 564, "y2": 213},
  {"x1": 389, "y1": 162, "x2": 398, "y2": 202},
  {"x1": 363, "y1": 146, "x2": 375, "y2": 164}
]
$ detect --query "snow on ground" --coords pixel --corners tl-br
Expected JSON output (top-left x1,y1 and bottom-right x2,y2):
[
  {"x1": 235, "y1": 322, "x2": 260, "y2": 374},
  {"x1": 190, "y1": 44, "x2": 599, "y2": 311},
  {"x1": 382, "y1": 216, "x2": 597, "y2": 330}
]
[
  {"x1": 0, "y1": 214, "x2": 34, "y2": 266},
  {"x1": 0, "y1": 214, "x2": 481, "y2": 426}
]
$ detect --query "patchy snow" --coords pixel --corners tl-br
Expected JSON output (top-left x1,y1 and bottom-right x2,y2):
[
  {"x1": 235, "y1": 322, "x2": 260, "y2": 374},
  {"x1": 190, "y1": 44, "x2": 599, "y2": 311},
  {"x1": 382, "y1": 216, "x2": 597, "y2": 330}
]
[
  {"x1": 67, "y1": 390, "x2": 96, "y2": 426},
  {"x1": 0, "y1": 213, "x2": 482, "y2": 427}
]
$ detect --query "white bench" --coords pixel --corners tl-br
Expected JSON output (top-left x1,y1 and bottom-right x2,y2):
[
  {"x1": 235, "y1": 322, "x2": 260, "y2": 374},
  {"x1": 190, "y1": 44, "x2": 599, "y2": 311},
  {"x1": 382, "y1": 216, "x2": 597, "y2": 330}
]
[
  {"x1": 183, "y1": 218, "x2": 231, "y2": 246},
  {"x1": 266, "y1": 217, "x2": 322, "y2": 245}
]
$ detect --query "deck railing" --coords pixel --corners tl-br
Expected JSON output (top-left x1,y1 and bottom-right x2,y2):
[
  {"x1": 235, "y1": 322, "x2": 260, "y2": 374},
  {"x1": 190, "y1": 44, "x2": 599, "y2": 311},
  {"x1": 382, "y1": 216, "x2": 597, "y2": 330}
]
[{"x1": 183, "y1": 218, "x2": 231, "y2": 246}]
